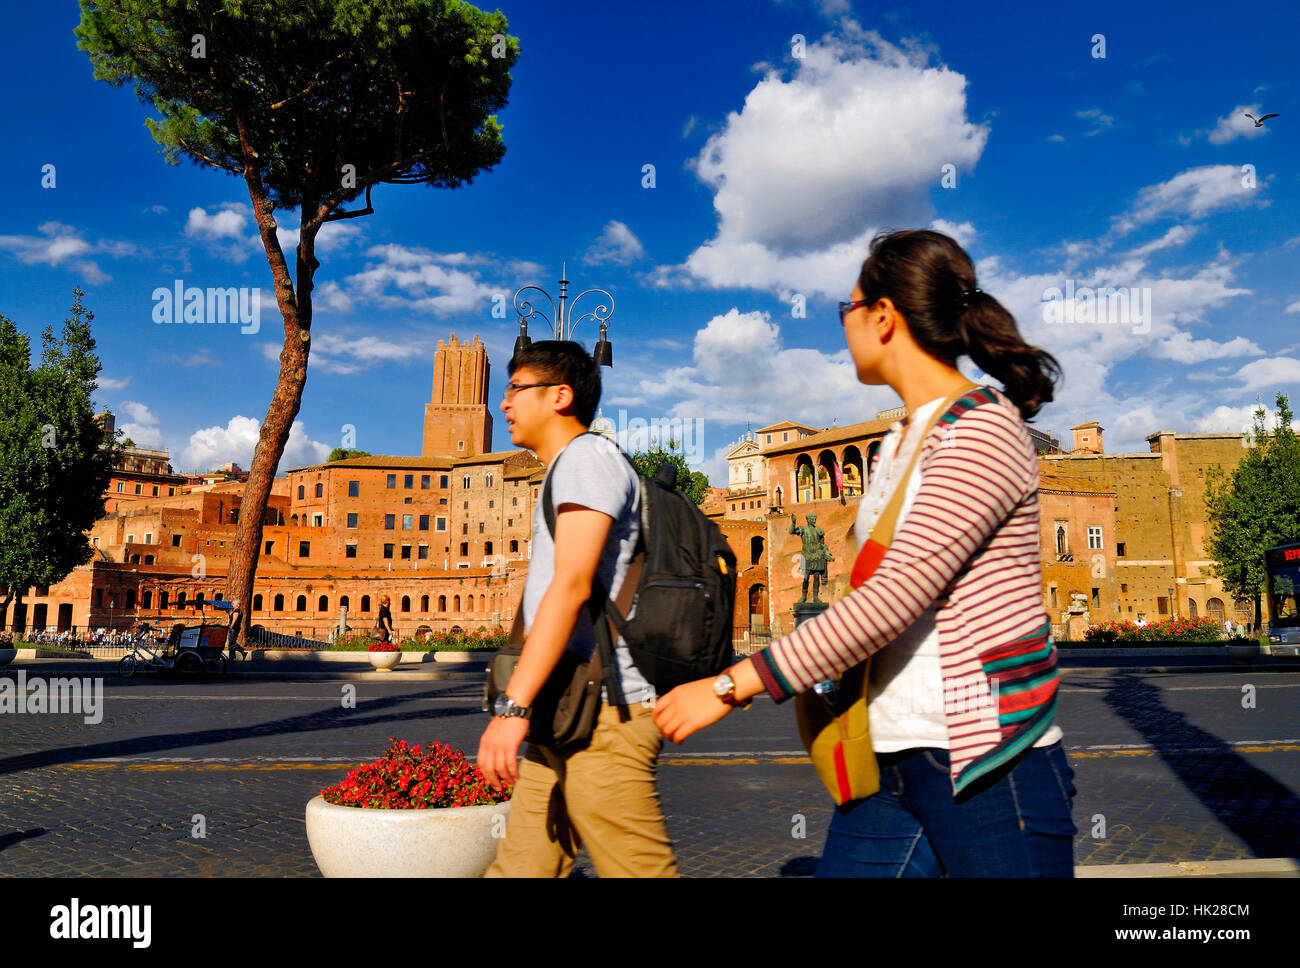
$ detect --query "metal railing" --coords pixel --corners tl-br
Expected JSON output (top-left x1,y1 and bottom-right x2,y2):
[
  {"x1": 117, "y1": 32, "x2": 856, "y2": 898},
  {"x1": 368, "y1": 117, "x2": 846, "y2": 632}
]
[{"x1": 731, "y1": 625, "x2": 773, "y2": 655}]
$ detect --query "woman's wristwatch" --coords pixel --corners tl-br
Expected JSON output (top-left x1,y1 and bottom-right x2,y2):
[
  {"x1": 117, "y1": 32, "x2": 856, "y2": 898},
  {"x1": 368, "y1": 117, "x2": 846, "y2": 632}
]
[
  {"x1": 712, "y1": 671, "x2": 752, "y2": 709},
  {"x1": 493, "y1": 694, "x2": 532, "y2": 720}
]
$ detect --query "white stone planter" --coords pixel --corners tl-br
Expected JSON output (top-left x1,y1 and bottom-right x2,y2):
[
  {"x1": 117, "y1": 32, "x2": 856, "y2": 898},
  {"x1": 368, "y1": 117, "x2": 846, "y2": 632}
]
[
  {"x1": 0, "y1": 648, "x2": 15, "y2": 667},
  {"x1": 305, "y1": 796, "x2": 509, "y2": 877},
  {"x1": 1226, "y1": 642, "x2": 1260, "y2": 664},
  {"x1": 368, "y1": 649, "x2": 401, "y2": 671}
]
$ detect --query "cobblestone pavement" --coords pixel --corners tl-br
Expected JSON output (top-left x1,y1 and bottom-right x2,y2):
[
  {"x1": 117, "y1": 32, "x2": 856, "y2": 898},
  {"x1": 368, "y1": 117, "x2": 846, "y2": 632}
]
[{"x1": 0, "y1": 664, "x2": 1296, "y2": 876}]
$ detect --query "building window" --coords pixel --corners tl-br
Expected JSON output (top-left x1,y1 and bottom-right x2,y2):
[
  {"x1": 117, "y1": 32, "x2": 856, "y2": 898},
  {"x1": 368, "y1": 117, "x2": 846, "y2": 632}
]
[
  {"x1": 1092, "y1": 588, "x2": 1100, "y2": 608},
  {"x1": 766, "y1": 434, "x2": 772, "y2": 444},
  {"x1": 127, "y1": 534, "x2": 134, "y2": 544},
  {"x1": 462, "y1": 523, "x2": 468, "y2": 535},
  {"x1": 312, "y1": 513, "x2": 323, "y2": 527},
  {"x1": 510, "y1": 539, "x2": 519, "y2": 553},
  {"x1": 134, "y1": 483, "x2": 142, "y2": 494},
  {"x1": 420, "y1": 594, "x2": 429, "y2": 611},
  {"x1": 168, "y1": 487, "x2": 175, "y2": 496},
  {"x1": 507, "y1": 518, "x2": 513, "y2": 527},
  {"x1": 404, "y1": 497, "x2": 412, "y2": 504},
  {"x1": 253, "y1": 594, "x2": 263, "y2": 611},
  {"x1": 401, "y1": 595, "x2": 411, "y2": 612},
  {"x1": 418, "y1": 545, "x2": 429, "y2": 560},
  {"x1": 436, "y1": 517, "x2": 447, "y2": 532},
  {"x1": 339, "y1": 595, "x2": 349, "y2": 610},
  {"x1": 386, "y1": 474, "x2": 396, "y2": 489},
  {"x1": 438, "y1": 595, "x2": 447, "y2": 612},
  {"x1": 1049, "y1": 586, "x2": 1057, "y2": 608},
  {"x1": 345, "y1": 544, "x2": 357, "y2": 558},
  {"x1": 383, "y1": 543, "x2": 394, "y2": 559},
  {"x1": 485, "y1": 541, "x2": 494, "y2": 556},
  {"x1": 463, "y1": 501, "x2": 469, "y2": 510},
  {"x1": 296, "y1": 595, "x2": 307, "y2": 612},
  {"x1": 404, "y1": 474, "x2": 414, "y2": 489},
  {"x1": 454, "y1": 595, "x2": 461, "y2": 612},
  {"x1": 264, "y1": 540, "x2": 273, "y2": 554},
  {"x1": 319, "y1": 595, "x2": 329, "y2": 612},
  {"x1": 486, "y1": 473, "x2": 494, "y2": 487},
  {"x1": 361, "y1": 595, "x2": 371, "y2": 613},
  {"x1": 1157, "y1": 596, "x2": 1170, "y2": 615},
  {"x1": 143, "y1": 532, "x2": 152, "y2": 544},
  {"x1": 159, "y1": 591, "x2": 169, "y2": 609},
  {"x1": 488, "y1": 500, "x2": 494, "y2": 509},
  {"x1": 783, "y1": 432, "x2": 789, "y2": 442},
  {"x1": 463, "y1": 475, "x2": 470, "y2": 489},
  {"x1": 402, "y1": 514, "x2": 413, "y2": 530},
  {"x1": 152, "y1": 485, "x2": 159, "y2": 496},
  {"x1": 512, "y1": 497, "x2": 518, "y2": 507},
  {"x1": 273, "y1": 594, "x2": 284, "y2": 611},
  {"x1": 299, "y1": 541, "x2": 310, "y2": 558},
  {"x1": 347, "y1": 513, "x2": 358, "y2": 529},
  {"x1": 348, "y1": 481, "x2": 359, "y2": 497},
  {"x1": 1116, "y1": 543, "x2": 1126, "y2": 557},
  {"x1": 419, "y1": 475, "x2": 429, "y2": 489},
  {"x1": 385, "y1": 514, "x2": 395, "y2": 530},
  {"x1": 479, "y1": 522, "x2": 485, "y2": 534},
  {"x1": 1087, "y1": 526, "x2": 1103, "y2": 550},
  {"x1": 116, "y1": 482, "x2": 124, "y2": 493},
  {"x1": 419, "y1": 515, "x2": 429, "y2": 530},
  {"x1": 459, "y1": 542, "x2": 469, "y2": 557},
  {"x1": 315, "y1": 483, "x2": 324, "y2": 498},
  {"x1": 401, "y1": 545, "x2": 411, "y2": 559},
  {"x1": 440, "y1": 475, "x2": 448, "y2": 488},
  {"x1": 298, "y1": 485, "x2": 305, "y2": 499}
]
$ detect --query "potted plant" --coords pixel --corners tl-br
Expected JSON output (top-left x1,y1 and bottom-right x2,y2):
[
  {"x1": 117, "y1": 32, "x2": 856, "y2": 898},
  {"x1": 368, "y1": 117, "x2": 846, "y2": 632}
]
[
  {"x1": 305, "y1": 739, "x2": 510, "y2": 877},
  {"x1": 367, "y1": 637, "x2": 401, "y2": 671}
]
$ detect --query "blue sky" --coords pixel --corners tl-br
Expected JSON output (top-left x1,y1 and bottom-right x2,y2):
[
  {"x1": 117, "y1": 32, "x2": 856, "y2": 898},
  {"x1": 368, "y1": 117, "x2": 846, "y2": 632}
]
[{"x1": 2, "y1": 0, "x2": 1297, "y2": 482}]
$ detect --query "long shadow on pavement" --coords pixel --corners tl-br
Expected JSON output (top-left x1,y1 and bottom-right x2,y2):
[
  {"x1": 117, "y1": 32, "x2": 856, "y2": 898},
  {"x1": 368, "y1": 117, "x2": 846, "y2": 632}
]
[
  {"x1": 0, "y1": 687, "x2": 481, "y2": 777},
  {"x1": 1102, "y1": 674, "x2": 1300, "y2": 858}
]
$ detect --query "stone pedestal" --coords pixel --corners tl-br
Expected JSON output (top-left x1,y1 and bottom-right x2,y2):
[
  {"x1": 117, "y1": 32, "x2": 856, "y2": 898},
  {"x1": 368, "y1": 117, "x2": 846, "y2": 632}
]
[{"x1": 792, "y1": 600, "x2": 829, "y2": 631}]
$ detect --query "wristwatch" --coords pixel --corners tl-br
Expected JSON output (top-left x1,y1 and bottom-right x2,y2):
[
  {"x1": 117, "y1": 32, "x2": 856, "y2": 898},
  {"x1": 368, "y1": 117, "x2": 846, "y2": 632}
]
[
  {"x1": 712, "y1": 671, "x2": 751, "y2": 710},
  {"x1": 493, "y1": 694, "x2": 532, "y2": 720}
]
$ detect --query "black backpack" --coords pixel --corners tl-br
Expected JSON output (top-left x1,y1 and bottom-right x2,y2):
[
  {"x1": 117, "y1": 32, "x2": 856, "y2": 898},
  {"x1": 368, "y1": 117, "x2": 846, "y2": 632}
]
[{"x1": 543, "y1": 432, "x2": 737, "y2": 707}]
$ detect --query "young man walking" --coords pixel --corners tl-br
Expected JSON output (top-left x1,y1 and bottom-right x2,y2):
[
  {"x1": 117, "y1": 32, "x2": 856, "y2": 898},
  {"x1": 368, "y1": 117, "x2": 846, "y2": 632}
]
[{"x1": 477, "y1": 341, "x2": 677, "y2": 877}]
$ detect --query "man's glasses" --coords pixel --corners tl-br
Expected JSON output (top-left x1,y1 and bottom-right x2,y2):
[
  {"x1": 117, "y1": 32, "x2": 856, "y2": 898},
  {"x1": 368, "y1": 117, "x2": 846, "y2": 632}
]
[
  {"x1": 838, "y1": 299, "x2": 871, "y2": 325},
  {"x1": 503, "y1": 381, "x2": 558, "y2": 399}
]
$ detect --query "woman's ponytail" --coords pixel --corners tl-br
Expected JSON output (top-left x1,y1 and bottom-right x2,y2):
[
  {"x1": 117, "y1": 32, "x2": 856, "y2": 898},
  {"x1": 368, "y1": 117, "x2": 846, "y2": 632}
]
[{"x1": 857, "y1": 230, "x2": 1062, "y2": 419}]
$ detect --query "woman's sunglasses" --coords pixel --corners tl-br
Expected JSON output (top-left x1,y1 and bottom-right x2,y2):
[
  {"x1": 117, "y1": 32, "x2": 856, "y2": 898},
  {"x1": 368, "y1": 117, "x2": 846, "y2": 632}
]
[{"x1": 838, "y1": 298, "x2": 871, "y2": 325}]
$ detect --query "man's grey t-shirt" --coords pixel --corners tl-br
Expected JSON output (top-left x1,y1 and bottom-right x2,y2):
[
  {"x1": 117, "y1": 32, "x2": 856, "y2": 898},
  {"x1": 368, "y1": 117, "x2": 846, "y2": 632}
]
[{"x1": 522, "y1": 433, "x2": 654, "y2": 704}]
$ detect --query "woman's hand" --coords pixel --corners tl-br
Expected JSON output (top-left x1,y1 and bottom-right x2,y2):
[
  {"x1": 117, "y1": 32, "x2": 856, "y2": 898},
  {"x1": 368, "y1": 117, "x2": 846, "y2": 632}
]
[{"x1": 652, "y1": 677, "x2": 734, "y2": 744}]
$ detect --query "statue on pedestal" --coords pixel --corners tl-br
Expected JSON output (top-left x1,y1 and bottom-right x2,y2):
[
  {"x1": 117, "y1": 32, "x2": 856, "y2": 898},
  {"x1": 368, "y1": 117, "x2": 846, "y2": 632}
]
[{"x1": 791, "y1": 512, "x2": 834, "y2": 605}]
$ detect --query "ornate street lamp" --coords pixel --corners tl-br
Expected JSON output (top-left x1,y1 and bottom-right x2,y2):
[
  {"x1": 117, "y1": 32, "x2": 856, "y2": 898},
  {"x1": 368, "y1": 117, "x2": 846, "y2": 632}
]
[{"x1": 512, "y1": 263, "x2": 614, "y2": 366}]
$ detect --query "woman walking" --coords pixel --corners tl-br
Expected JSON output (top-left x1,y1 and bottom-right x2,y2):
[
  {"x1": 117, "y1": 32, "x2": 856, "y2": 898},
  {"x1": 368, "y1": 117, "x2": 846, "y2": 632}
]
[{"x1": 654, "y1": 229, "x2": 1077, "y2": 877}]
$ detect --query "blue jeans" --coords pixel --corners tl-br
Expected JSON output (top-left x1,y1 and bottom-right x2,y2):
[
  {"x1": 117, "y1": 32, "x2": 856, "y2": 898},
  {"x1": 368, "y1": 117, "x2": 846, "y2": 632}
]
[{"x1": 816, "y1": 742, "x2": 1077, "y2": 877}]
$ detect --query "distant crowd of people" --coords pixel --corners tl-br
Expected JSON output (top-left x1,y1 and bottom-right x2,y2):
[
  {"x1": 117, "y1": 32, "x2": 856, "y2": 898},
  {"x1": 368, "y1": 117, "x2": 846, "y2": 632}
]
[{"x1": 1, "y1": 626, "x2": 165, "y2": 649}]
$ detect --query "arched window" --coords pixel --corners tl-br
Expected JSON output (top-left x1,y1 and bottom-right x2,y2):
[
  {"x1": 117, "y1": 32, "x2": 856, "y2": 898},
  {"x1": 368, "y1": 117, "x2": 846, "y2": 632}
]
[
  {"x1": 1056, "y1": 527, "x2": 1068, "y2": 556},
  {"x1": 1207, "y1": 598, "x2": 1226, "y2": 623},
  {"x1": 214, "y1": 592, "x2": 223, "y2": 601},
  {"x1": 796, "y1": 458, "x2": 815, "y2": 504},
  {"x1": 159, "y1": 591, "x2": 169, "y2": 609},
  {"x1": 401, "y1": 595, "x2": 411, "y2": 613},
  {"x1": 453, "y1": 595, "x2": 461, "y2": 612},
  {"x1": 486, "y1": 472, "x2": 494, "y2": 487},
  {"x1": 438, "y1": 595, "x2": 447, "y2": 612},
  {"x1": 298, "y1": 485, "x2": 305, "y2": 499},
  {"x1": 144, "y1": 555, "x2": 155, "y2": 565},
  {"x1": 746, "y1": 465, "x2": 752, "y2": 483},
  {"x1": 817, "y1": 450, "x2": 838, "y2": 500},
  {"x1": 318, "y1": 595, "x2": 329, "y2": 612},
  {"x1": 339, "y1": 595, "x2": 349, "y2": 610},
  {"x1": 866, "y1": 440, "x2": 882, "y2": 479},
  {"x1": 1188, "y1": 599, "x2": 1198, "y2": 618},
  {"x1": 479, "y1": 595, "x2": 486, "y2": 611},
  {"x1": 751, "y1": 535, "x2": 764, "y2": 567},
  {"x1": 130, "y1": 554, "x2": 140, "y2": 564},
  {"x1": 296, "y1": 595, "x2": 307, "y2": 612},
  {"x1": 291, "y1": 514, "x2": 299, "y2": 526},
  {"x1": 841, "y1": 446, "x2": 863, "y2": 497},
  {"x1": 273, "y1": 594, "x2": 284, "y2": 611},
  {"x1": 142, "y1": 590, "x2": 153, "y2": 609},
  {"x1": 177, "y1": 592, "x2": 187, "y2": 606},
  {"x1": 748, "y1": 584, "x2": 768, "y2": 629},
  {"x1": 253, "y1": 594, "x2": 263, "y2": 611},
  {"x1": 420, "y1": 594, "x2": 429, "y2": 612},
  {"x1": 315, "y1": 483, "x2": 323, "y2": 498},
  {"x1": 361, "y1": 595, "x2": 371, "y2": 613}
]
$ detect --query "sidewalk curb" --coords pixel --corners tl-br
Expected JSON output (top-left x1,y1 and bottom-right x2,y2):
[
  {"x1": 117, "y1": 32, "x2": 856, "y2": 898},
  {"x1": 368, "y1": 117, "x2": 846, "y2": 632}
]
[
  {"x1": 1076, "y1": 858, "x2": 1300, "y2": 878},
  {"x1": 1060, "y1": 663, "x2": 1299, "y2": 675}
]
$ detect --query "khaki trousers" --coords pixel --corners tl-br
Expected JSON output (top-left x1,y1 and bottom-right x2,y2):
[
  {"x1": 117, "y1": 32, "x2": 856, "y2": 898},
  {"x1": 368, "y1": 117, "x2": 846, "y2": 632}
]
[{"x1": 485, "y1": 702, "x2": 678, "y2": 877}]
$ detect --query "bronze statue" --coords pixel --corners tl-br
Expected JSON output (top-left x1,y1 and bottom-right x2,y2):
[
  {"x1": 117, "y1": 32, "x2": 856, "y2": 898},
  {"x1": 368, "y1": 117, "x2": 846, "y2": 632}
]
[{"x1": 791, "y1": 512, "x2": 834, "y2": 604}]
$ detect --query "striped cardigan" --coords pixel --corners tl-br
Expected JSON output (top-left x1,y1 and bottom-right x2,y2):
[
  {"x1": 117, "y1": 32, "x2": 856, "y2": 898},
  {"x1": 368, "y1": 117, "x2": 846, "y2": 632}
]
[{"x1": 751, "y1": 385, "x2": 1059, "y2": 796}]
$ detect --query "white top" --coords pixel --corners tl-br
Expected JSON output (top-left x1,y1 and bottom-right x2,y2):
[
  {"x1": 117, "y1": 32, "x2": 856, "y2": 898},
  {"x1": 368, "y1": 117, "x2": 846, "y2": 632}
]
[{"x1": 858, "y1": 397, "x2": 1063, "y2": 752}]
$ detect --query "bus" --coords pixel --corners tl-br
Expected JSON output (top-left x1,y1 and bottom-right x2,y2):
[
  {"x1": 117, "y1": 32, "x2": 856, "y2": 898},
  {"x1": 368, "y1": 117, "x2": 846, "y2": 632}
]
[{"x1": 1264, "y1": 542, "x2": 1300, "y2": 656}]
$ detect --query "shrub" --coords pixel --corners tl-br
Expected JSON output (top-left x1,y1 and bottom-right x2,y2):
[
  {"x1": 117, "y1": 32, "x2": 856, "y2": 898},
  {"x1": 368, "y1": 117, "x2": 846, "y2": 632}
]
[{"x1": 320, "y1": 739, "x2": 510, "y2": 809}]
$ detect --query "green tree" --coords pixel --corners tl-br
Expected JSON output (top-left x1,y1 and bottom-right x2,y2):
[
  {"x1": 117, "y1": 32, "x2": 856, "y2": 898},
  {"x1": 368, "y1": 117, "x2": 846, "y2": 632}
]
[
  {"x1": 1204, "y1": 393, "x2": 1300, "y2": 630},
  {"x1": 0, "y1": 291, "x2": 119, "y2": 629},
  {"x1": 328, "y1": 447, "x2": 373, "y2": 463},
  {"x1": 77, "y1": 0, "x2": 518, "y2": 641},
  {"x1": 628, "y1": 440, "x2": 711, "y2": 505}
]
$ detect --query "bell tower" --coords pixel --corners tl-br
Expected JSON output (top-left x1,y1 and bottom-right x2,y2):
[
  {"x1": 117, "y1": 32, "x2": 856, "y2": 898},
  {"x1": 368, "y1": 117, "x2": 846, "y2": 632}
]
[{"x1": 422, "y1": 333, "x2": 493, "y2": 457}]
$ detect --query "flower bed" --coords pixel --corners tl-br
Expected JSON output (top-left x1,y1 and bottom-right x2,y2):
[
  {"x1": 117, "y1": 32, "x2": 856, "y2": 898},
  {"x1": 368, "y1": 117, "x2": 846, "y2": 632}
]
[
  {"x1": 330, "y1": 626, "x2": 506, "y2": 652},
  {"x1": 321, "y1": 739, "x2": 510, "y2": 809},
  {"x1": 1082, "y1": 616, "x2": 1226, "y2": 643}
]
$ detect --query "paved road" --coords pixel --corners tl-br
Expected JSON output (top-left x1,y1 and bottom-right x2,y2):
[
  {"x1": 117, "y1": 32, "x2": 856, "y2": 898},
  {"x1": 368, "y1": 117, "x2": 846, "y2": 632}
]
[{"x1": 0, "y1": 662, "x2": 1297, "y2": 876}]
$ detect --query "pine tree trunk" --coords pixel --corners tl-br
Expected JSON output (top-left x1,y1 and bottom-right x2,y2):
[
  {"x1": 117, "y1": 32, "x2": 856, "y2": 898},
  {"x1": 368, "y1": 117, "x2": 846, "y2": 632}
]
[{"x1": 224, "y1": 113, "x2": 319, "y2": 647}]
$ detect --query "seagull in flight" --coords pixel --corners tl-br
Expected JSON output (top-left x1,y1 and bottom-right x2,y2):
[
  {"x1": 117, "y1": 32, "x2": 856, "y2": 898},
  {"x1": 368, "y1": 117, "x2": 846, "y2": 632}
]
[{"x1": 1244, "y1": 112, "x2": 1280, "y2": 127}]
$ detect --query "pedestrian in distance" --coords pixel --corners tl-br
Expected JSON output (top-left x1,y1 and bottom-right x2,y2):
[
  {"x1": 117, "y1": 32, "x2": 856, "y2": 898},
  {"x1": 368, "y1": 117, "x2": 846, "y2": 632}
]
[
  {"x1": 477, "y1": 340, "x2": 677, "y2": 878},
  {"x1": 376, "y1": 594, "x2": 394, "y2": 643},
  {"x1": 654, "y1": 228, "x2": 1078, "y2": 877}
]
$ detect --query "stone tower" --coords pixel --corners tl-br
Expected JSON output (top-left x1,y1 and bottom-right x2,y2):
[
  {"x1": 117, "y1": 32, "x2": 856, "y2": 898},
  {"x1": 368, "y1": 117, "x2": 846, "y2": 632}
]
[{"x1": 422, "y1": 334, "x2": 493, "y2": 458}]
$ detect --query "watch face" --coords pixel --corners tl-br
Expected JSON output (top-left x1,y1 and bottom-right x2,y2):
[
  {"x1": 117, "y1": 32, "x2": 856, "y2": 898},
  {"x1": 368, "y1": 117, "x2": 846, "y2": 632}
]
[
  {"x1": 493, "y1": 695, "x2": 510, "y2": 716},
  {"x1": 713, "y1": 674, "x2": 733, "y2": 698}
]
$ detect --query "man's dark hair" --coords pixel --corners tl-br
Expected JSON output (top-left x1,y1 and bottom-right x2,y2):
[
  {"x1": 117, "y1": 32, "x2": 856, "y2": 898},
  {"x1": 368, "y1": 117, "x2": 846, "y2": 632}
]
[{"x1": 508, "y1": 340, "x2": 601, "y2": 426}]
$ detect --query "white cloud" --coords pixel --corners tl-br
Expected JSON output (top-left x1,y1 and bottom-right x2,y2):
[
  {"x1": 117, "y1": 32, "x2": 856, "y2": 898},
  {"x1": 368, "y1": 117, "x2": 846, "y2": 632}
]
[
  {"x1": 1208, "y1": 104, "x2": 1273, "y2": 145},
  {"x1": 1231, "y1": 357, "x2": 1300, "y2": 393},
  {"x1": 681, "y1": 115, "x2": 698, "y2": 138},
  {"x1": 180, "y1": 416, "x2": 328, "y2": 472},
  {"x1": 1047, "y1": 133, "x2": 1065, "y2": 142},
  {"x1": 0, "y1": 221, "x2": 118, "y2": 282},
  {"x1": 1192, "y1": 404, "x2": 1296, "y2": 435},
  {"x1": 183, "y1": 203, "x2": 255, "y2": 263},
  {"x1": 928, "y1": 219, "x2": 976, "y2": 248},
  {"x1": 315, "y1": 280, "x2": 354, "y2": 313},
  {"x1": 1152, "y1": 331, "x2": 1264, "y2": 363},
  {"x1": 98, "y1": 376, "x2": 131, "y2": 391},
  {"x1": 584, "y1": 221, "x2": 646, "y2": 265},
  {"x1": 347, "y1": 243, "x2": 500, "y2": 315},
  {"x1": 117, "y1": 400, "x2": 165, "y2": 449},
  {"x1": 1076, "y1": 108, "x2": 1115, "y2": 136},
  {"x1": 1127, "y1": 225, "x2": 1197, "y2": 258},
  {"x1": 1113, "y1": 164, "x2": 1266, "y2": 234},
  {"x1": 1285, "y1": 299, "x2": 1300, "y2": 314},
  {"x1": 310, "y1": 332, "x2": 421, "y2": 375},
  {"x1": 670, "y1": 25, "x2": 987, "y2": 295}
]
